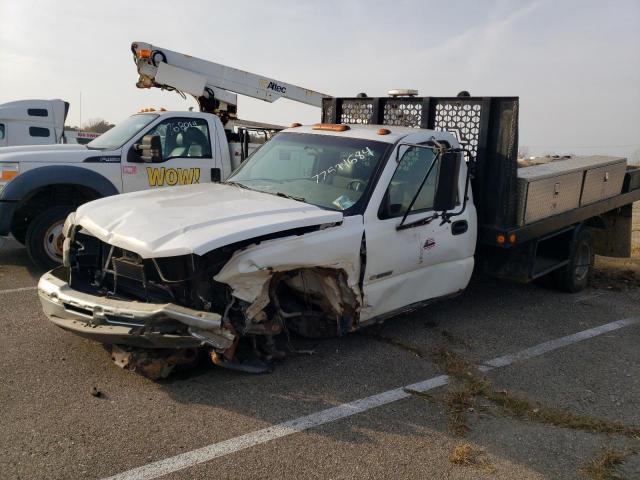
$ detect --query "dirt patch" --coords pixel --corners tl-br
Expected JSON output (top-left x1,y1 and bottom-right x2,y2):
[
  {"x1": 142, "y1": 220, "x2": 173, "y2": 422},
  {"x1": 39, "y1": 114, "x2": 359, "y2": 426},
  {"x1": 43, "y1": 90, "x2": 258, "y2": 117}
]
[
  {"x1": 592, "y1": 257, "x2": 640, "y2": 291},
  {"x1": 449, "y1": 443, "x2": 495, "y2": 474}
]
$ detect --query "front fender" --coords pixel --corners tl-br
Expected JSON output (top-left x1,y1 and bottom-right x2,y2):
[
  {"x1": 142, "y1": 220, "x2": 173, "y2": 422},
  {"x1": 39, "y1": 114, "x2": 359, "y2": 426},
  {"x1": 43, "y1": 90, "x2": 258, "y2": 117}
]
[{"x1": 1, "y1": 165, "x2": 119, "y2": 202}]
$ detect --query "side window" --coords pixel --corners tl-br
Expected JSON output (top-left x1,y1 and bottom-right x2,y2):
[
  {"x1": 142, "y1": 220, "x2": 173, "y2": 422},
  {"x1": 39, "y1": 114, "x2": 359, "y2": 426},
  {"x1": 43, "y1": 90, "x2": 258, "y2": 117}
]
[
  {"x1": 28, "y1": 108, "x2": 48, "y2": 117},
  {"x1": 0, "y1": 124, "x2": 5, "y2": 140},
  {"x1": 381, "y1": 146, "x2": 440, "y2": 219},
  {"x1": 146, "y1": 118, "x2": 212, "y2": 160},
  {"x1": 29, "y1": 126, "x2": 50, "y2": 137}
]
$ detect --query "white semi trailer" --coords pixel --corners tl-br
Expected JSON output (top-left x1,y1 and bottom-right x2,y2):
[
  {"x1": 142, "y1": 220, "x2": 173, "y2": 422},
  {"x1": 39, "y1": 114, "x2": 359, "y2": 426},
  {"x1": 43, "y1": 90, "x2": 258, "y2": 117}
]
[{"x1": 0, "y1": 99, "x2": 69, "y2": 147}]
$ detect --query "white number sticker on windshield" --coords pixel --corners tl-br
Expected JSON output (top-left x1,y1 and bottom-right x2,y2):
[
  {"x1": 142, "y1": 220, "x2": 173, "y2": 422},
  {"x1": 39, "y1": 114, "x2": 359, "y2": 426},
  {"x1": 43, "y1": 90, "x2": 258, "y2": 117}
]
[
  {"x1": 170, "y1": 120, "x2": 199, "y2": 133},
  {"x1": 311, "y1": 146, "x2": 375, "y2": 183}
]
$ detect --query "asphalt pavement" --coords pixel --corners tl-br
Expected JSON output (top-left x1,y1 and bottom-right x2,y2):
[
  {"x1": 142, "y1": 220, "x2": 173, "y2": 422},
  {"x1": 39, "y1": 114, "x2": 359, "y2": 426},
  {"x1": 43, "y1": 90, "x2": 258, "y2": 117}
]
[{"x1": 0, "y1": 232, "x2": 638, "y2": 480}]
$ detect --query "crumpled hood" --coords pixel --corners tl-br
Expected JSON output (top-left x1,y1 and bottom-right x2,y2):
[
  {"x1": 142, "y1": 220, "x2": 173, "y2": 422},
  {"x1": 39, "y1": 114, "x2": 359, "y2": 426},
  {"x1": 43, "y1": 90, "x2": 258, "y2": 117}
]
[
  {"x1": 0, "y1": 143, "x2": 97, "y2": 163},
  {"x1": 74, "y1": 183, "x2": 344, "y2": 258}
]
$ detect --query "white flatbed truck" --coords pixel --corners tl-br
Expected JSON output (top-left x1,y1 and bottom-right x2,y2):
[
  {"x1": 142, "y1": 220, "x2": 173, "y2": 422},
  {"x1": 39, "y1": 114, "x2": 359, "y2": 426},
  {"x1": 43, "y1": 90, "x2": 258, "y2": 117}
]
[{"x1": 37, "y1": 93, "x2": 640, "y2": 377}]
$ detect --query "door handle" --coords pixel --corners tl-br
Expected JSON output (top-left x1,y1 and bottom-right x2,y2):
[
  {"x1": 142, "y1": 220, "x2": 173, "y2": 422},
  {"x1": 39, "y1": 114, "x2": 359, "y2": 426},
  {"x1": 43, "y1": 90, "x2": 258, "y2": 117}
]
[
  {"x1": 211, "y1": 168, "x2": 221, "y2": 182},
  {"x1": 451, "y1": 220, "x2": 468, "y2": 235}
]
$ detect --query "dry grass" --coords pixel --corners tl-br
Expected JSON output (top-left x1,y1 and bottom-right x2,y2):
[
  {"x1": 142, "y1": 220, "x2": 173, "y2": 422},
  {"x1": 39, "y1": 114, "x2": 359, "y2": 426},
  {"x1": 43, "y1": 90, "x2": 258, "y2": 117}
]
[
  {"x1": 581, "y1": 447, "x2": 633, "y2": 480},
  {"x1": 444, "y1": 389, "x2": 475, "y2": 436},
  {"x1": 369, "y1": 334, "x2": 640, "y2": 439},
  {"x1": 485, "y1": 390, "x2": 640, "y2": 437},
  {"x1": 364, "y1": 331, "x2": 431, "y2": 358},
  {"x1": 449, "y1": 443, "x2": 496, "y2": 474},
  {"x1": 437, "y1": 347, "x2": 640, "y2": 438},
  {"x1": 430, "y1": 346, "x2": 478, "y2": 379},
  {"x1": 591, "y1": 268, "x2": 640, "y2": 291}
]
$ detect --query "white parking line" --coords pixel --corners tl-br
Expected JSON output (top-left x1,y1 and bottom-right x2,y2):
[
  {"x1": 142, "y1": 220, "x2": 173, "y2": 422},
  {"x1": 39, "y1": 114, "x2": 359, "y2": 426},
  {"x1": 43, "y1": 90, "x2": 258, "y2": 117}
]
[
  {"x1": 103, "y1": 317, "x2": 639, "y2": 480},
  {"x1": 0, "y1": 286, "x2": 37, "y2": 295}
]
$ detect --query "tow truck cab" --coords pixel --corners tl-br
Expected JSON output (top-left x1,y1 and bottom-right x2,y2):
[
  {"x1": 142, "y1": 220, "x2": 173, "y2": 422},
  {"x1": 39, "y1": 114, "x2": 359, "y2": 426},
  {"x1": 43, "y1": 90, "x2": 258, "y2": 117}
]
[{"x1": 0, "y1": 109, "x2": 277, "y2": 269}]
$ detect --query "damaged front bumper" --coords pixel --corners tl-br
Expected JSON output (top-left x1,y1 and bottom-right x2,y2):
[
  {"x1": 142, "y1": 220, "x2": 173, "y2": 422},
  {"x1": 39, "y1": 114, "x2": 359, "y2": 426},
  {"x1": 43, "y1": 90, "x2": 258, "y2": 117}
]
[{"x1": 38, "y1": 267, "x2": 236, "y2": 350}]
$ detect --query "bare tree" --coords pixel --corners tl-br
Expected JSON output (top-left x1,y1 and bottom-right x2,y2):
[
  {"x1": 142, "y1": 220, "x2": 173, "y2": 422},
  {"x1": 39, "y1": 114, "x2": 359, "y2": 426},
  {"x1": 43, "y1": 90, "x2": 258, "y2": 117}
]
[{"x1": 82, "y1": 118, "x2": 115, "y2": 134}]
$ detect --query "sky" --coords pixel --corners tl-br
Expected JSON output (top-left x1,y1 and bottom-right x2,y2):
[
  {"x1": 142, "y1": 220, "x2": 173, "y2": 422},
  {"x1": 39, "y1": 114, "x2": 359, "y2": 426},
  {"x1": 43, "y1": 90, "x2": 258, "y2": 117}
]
[{"x1": 1, "y1": 0, "x2": 639, "y2": 161}]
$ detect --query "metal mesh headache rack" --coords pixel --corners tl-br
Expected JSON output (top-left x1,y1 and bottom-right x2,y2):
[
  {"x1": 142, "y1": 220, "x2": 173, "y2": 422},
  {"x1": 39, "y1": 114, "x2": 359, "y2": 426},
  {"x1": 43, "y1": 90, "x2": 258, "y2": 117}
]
[{"x1": 322, "y1": 93, "x2": 520, "y2": 229}]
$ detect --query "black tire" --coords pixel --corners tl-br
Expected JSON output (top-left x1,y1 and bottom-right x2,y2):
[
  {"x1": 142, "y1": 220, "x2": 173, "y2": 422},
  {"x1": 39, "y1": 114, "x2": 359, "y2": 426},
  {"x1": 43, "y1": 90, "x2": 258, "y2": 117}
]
[
  {"x1": 553, "y1": 229, "x2": 594, "y2": 293},
  {"x1": 25, "y1": 206, "x2": 75, "y2": 270}
]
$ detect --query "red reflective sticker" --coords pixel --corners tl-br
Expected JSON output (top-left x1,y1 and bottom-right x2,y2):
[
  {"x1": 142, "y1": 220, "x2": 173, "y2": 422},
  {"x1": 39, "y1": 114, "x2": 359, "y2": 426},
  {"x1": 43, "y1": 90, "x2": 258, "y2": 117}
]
[{"x1": 424, "y1": 238, "x2": 436, "y2": 250}]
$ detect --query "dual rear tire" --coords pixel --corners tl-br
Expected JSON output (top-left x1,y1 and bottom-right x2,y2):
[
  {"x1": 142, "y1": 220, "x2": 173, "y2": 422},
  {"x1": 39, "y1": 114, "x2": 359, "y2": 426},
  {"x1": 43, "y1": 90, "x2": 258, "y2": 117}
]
[{"x1": 552, "y1": 229, "x2": 595, "y2": 293}]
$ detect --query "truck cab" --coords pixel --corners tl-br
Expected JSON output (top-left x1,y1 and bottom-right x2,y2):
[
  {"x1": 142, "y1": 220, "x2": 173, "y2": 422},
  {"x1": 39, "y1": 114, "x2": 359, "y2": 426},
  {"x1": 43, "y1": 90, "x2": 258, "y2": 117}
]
[
  {"x1": 0, "y1": 99, "x2": 68, "y2": 147},
  {"x1": 0, "y1": 109, "x2": 272, "y2": 269},
  {"x1": 37, "y1": 122, "x2": 476, "y2": 376}
]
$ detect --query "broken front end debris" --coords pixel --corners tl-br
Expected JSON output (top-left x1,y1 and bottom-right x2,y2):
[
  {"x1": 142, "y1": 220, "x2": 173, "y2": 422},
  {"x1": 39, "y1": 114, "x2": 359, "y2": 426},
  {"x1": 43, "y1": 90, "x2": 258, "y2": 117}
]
[{"x1": 39, "y1": 227, "x2": 361, "y2": 378}]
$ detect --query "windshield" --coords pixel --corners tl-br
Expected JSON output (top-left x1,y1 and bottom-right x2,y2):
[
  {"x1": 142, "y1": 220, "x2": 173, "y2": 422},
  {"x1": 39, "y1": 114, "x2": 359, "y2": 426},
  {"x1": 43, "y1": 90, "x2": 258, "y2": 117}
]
[
  {"x1": 227, "y1": 132, "x2": 388, "y2": 212},
  {"x1": 87, "y1": 114, "x2": 158, "y2": 150}
]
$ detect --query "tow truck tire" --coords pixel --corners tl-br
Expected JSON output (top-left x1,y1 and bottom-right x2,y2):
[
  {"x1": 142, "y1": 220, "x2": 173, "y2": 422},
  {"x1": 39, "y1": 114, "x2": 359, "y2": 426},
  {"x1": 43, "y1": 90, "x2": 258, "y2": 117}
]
[
  {"x1": 25, "y1": 206, "x2": 74, "y2": 271},
  {"x1": 553, "y1": 229, "x2": 594, "y2": 293}
]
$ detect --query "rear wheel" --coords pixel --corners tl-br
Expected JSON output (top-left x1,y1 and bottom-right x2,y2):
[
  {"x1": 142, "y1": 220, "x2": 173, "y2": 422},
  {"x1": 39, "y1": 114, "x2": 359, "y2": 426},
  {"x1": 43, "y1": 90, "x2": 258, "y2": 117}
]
[
  {"x1": 25, "y1": 206, "x2": 74, "y2": 270},
  {"x1": 553, "y1": 229, "x2": 594, "y2": 293}
]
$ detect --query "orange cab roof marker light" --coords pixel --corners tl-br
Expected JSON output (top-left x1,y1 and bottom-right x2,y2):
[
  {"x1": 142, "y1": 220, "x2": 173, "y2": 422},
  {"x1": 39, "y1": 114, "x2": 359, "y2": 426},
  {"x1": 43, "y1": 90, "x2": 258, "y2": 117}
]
[
  {"x1": 312, "y1": 123, "x2": 350, "y2": 132},
  {"x1": 138, "y1": 49, "x2": 152, "y2": 59}
]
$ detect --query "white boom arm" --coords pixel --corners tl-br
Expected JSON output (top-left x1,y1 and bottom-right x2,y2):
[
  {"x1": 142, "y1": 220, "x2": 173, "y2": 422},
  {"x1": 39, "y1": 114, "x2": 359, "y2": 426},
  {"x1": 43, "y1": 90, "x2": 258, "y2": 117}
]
[{"x1": 132, "y1": 41, "x2": 330, "y2": 116}]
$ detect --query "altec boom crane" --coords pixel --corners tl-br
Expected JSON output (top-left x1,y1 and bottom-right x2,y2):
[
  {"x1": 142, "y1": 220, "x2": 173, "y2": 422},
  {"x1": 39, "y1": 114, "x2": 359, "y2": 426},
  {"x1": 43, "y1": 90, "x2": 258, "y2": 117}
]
[{"x1": 131, "y1": 41, "x2": 330, "y2": 125}]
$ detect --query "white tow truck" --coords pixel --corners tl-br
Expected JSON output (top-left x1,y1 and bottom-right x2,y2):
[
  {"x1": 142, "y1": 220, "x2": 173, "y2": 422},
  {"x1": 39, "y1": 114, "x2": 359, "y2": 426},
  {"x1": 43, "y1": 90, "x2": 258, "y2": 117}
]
[
  {"x1": 38, "y1": 93, "x2": 640, "y2": 378},
  {"x1": 0, "y1": 42, "x2": 329, "y2": 269}
]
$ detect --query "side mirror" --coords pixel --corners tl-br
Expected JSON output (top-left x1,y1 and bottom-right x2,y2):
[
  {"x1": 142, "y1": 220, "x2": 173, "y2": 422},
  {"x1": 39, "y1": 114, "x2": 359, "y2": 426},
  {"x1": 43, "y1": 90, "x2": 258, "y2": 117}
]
[
  {"x1": 134, "y1": 135, "x2": 162, "y2": 163},
  {"x1": 433, "y1": 151, "x2": 461, "y2": 212}
]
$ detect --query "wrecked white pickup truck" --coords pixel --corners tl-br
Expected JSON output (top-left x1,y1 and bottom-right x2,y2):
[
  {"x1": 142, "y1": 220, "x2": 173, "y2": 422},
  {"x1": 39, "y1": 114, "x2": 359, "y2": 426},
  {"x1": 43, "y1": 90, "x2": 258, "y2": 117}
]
[{"x1": 38, "y1": 94, "x2": 640, "y2": 378}]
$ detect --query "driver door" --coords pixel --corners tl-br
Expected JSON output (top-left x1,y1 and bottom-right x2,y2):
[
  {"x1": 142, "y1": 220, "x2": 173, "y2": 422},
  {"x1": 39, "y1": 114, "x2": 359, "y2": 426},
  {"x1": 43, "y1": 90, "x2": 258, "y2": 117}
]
[
  {"x1": 360, "y1": 145, "x2": 476, "y2": 321},
  {"x1": 122, "y1": 116, "x2": 215, "y2": 193}
]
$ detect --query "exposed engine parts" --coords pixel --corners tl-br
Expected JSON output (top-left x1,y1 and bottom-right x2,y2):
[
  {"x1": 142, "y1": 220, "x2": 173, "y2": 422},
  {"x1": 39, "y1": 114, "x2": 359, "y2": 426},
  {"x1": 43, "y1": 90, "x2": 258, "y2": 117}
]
[{"x1": 61, "y1": 228, "x2": 361, "y2": 379}]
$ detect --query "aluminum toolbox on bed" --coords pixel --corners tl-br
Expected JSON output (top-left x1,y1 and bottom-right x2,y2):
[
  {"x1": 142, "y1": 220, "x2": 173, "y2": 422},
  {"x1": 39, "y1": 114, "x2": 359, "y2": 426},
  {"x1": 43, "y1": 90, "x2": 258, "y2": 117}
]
[{"x1": 517, "y1": 156, "x2": 627, "y2": 226}]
